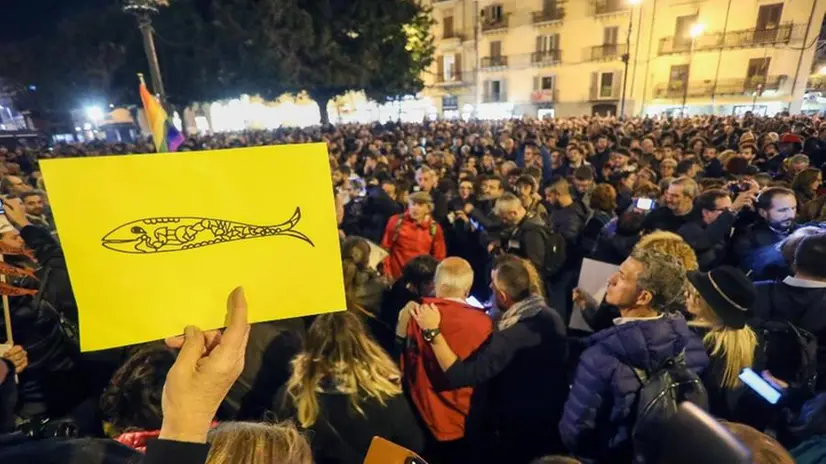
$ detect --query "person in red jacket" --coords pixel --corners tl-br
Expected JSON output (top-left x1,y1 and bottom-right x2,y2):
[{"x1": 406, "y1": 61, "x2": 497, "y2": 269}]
[
  {"x1": 381, "y1": 191, "x2": 447, "y2": 280},
  {"x1": 398, "y1": 257, "x2": 493, "y2": 463}
]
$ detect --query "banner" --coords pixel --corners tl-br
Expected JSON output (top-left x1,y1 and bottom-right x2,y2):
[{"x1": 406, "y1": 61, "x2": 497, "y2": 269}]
[{"x1": 41, "y1": 143, "x2": 345, "y2": 351}]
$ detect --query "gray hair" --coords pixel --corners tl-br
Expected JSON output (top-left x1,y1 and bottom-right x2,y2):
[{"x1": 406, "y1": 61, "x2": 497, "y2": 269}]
[
  {"x1": 494, "y1": 192, "x2": 522, "y2": 216},
  {"x1": 630, "y1": 248, "x2": 687, "y2": 313}
]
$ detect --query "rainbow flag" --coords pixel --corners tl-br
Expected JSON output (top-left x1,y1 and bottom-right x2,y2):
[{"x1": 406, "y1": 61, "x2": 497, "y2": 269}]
[{"x1": 138, "y1": 75, "x2": 184, "y2": 153}]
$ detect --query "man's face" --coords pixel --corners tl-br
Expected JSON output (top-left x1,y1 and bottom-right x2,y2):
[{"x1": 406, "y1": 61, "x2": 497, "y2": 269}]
[
  {"x1": 702, "y1": 196, "x2": 732, "y2": 225},
  {"x1": 606, "y1": 257, "x2": 644, "y2": 308},
  {"x1": 642, "y1": 139, "x2": 654, "y2": 153},
  {"x1": 23, "y1": 194, "x2": 44, "y2": 216},
  {"x1": 567, "y1": 148, "x2": 583, "y2": 165},
  {"x1": 0, "y1": 230, "x2": 24, "y2": 251},
  {"x1": 517, "y1": 184, "x2": 533, "y2": 202},
  {"x1": 481, "y1": 180, "x2": 503, "y2": 199},
  {"x1": 740, "y1": 147, "x2": 756, "y2": 162},
  {"x1": 6, "y1": 176, "x2": 29, "y2": 195},
  {"x1": 703, "y1": 147, "x2": 717, "y2": 161},
  {"x1": 550, "y1": 151, "x2": 562, "y2": 168},
  {"x1": 491, "y1": 270, "x2": 510, "y2": 310},
  {"x1": 760, "y1": 194, "x2": 797, "y2": 231},
  {"x1": 791, "y1": 161, "x2": 809, "y2": 176},
  {"x1": 573, "y1": 178, "x2": 593, "y2": 195},
  {"x1": 597, "y1": 137, "x2": 608, "y2": 151},
  {"x1": 497, "y1": 203, "x2": 523, "y2": 225},
  {"x1": 458, "y1": 181, "x2": 474, "y2": 200},
  {"x1": 665, "y1": 184, "x2": 692, "y2": 213},
  {"x1": 408, "y1": 201, "x2": 431, "y2": 221},
  {"x1": 660, "y1": 164, "x2": 675, "y2": 178},
  {"x1": 610, "y1": 153, "x2": 628, "y2": 168},
  {"x1": 416, "y1": 171, "x2": 437, "y2": 192}
]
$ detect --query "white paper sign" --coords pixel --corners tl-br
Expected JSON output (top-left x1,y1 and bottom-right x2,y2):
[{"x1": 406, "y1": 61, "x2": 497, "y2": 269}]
[{"x1": 569, "y1": 258, "x2": 620, "y2": 332}]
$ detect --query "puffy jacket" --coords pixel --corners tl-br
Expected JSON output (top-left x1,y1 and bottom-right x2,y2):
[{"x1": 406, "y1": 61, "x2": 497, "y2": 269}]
[
  {"x1": 549, "y1": 200, "x2": 589, "y2": 245},
  {"x1": 559, "y1": 314, "x2": 709, "y2": 461},
  {"x1": 730, "y1": 220, "x2": 792, "y2": 274}
]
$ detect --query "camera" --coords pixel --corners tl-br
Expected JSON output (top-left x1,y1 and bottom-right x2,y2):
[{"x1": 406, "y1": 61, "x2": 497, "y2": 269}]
[{"x1": 728, "y1": 182, "x2": 749, "y2": 195}]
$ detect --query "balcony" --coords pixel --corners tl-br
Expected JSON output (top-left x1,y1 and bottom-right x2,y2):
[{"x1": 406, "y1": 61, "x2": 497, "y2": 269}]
[
  {"x1": 436, "y1": 72, "x2": 464, "y2": 86},
  {"x1": 483, "y1": 93, "x2": 508, "y2": 103},
  {"x1": 532, "y1": 8, "x2": 565, "y2": 25},
  {"x1": 532, "y1": 50, "x2": 562, "y2": 66},
  {"x1": 442, "y1": 31, "x2": 465, "y2": 41},
  {"x1": 594, "y1": 0, "x2": 628, "y2": 16},
  {"x1": 481, "y1": 56, "x2": 508, "y2": 69},
  {"x1": 531, "y1": 89, "x2": 559, "y2": 104},
  {"x1": 481, "y1": 17, "x2": 509, "y2": 33},
  {"x1": 652, "y1": 75, "x2": 788, "y2": 99},
  {"x1": 588, "y1": 43, "x2": 627, "y2": 61},
  {"x1": 658, "y1": 23, "x2": 805, "y2": 55}
]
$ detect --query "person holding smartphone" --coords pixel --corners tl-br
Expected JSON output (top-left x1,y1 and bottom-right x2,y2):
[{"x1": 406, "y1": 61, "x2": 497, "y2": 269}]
[{"x1": 685, "y1": 266, "x2": 764, "y2": 426}]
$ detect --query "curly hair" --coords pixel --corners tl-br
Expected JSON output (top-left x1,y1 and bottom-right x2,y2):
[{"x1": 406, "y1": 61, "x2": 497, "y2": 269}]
[
  {"x1": 635, "y1": 231, "x2": 699, "y2": 271},
  {"x1": 100, "y1": 344, "x2": 177, "y2": 434},
  {"x1": 630, "y1": 248, "x2": 687, "y2": 313}
]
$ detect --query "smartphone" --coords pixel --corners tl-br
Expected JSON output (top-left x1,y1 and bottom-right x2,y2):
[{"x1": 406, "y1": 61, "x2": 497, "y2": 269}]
[
  {"x1": 635, "y1": 198, "x2": 655, "y2": 211},
  {"x1": 739, "y1": 368, "x2": 782, "y2": 404}
]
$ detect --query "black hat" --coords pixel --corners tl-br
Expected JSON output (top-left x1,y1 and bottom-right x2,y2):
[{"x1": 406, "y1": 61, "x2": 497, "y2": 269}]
[{"x1": 687, "y1": 266, "x2": 755, "y2": 330}]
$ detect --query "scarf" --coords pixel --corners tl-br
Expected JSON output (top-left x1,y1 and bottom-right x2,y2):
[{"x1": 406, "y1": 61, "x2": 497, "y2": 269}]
[
  {"x1": 498, "y1": 295, "x2": 547, "y2": 331},
  {"x1": 0, "y1": 242, "x2": 37, "y2": 297}
]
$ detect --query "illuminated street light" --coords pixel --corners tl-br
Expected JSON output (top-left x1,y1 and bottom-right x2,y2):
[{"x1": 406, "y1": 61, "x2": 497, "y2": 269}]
[
  {"x1": 689, "y1": 23, "x2": 706, "y2": 39},
  {"x1": 627, "y1": 0, "x2": 642, "y2": 5},
  {"x1": 86, "y1": 106, "x2": 105, "y2": 122},
  {"x1": 819, "y1": 65, "x2": 826, "y2": 75}
]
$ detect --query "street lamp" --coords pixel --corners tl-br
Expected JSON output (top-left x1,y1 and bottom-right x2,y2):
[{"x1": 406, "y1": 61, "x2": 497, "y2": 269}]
[
  {"x1": 681, "y1": 23, "x2": 705, "y2": 116},
  {"x1": 619, "y1": 0, "x2": 642, "y2": 118},
  {"x1": 123, "y1": 0, "x2": 168, "y2": 101}
]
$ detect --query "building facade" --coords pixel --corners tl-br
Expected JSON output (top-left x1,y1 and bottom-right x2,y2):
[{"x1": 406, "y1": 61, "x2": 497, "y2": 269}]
[{"x1": 423, "y1": 0, "x2": 826, "y2": 118}]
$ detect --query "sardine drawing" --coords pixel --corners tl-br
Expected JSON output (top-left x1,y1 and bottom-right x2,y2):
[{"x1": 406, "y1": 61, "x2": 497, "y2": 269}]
[{"x1": 101, "y1": 207, "x2": 314, "y2": 254}]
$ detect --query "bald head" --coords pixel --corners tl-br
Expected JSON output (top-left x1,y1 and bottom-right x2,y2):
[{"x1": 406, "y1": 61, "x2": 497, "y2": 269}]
[{"x1": 434, "y1": 257, "x2": 474, "y2": 298}]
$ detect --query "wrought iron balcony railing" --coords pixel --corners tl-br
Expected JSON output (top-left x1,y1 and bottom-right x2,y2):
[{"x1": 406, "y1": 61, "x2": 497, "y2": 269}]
[{"x1": 658, "y1": 23, "x2": 804, "y2": 55}]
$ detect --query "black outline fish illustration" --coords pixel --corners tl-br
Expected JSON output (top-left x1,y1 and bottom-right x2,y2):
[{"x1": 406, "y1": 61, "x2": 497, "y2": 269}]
[{"x1": 101, "y1": 207, "x2": 314, "y2": 254}]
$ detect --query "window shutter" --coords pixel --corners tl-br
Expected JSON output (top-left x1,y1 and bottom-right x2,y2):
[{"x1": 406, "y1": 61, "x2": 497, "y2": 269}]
[
  {"x1": 484, "y1": 80, "x2": 491, "y2": 100},
  {"x1": 533, "y1": 76, "x2": 539, "y2": 91},
  {"x1": 554, "y1": 33, "x2": 561, "y2": 50},
  {"x1": 437, "y1": 56, "x2": 444, "y2": 79},
  {"x1": 591, "y1": 72, "x2": 599, "y2": 99},
  {"x1": 536, "y1": 36, "x2": 543, "y2": 52},
  {"x1": 613, "y1": 71, "x2": 622, "y2": 98}
]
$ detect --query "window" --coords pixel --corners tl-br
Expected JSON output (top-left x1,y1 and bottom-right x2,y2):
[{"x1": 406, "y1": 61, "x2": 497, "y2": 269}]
[
  {"x1": 443, "y1": 16, "x2": 454, "y2": 38},
  {"x1": 443, "y1": 55, "x2": 455, "y2": 81},
  {"x1": 603, "y1": 26, "x2": 619, "y2": 45},
  {"x1": 536, "y1": 34, "x2": 560, "y2": 52},
  {"x1": 675, "y1": 14, "x2": 698, "y2": 47},
  {"x1": 543, "y1": 0, "x2": 557, "y2": 12},
  {"x1": 490, "y1": 41, "x2": 502, "y2": 57},
  {"x1": 746, "y1": 57, "x2": 770, "y2": 86},
  {"x1": 485, "y1": 4, "x2": 504, "y2": 22},
  {"x1": 442, "y1": 96, "x2": 459, "y2": 110},
  {"x1": 599, "y1": 72, "x2": 614, "y2": 98},
  {"x1": 491, "y1": 80, "x2": 502, "y2": 99},
  {"x1": 668, "y1": 64, "x2": 690, "y2": 93},
  {"x1": 757, "y1": 3, "x2": 783, "y2": 30},
  {"x1": 541, "y1": 76, "x2": 555, "y2": 90}
]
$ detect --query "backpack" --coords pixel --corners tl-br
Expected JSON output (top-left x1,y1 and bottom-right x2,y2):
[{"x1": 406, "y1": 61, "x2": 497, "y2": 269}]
[
  {"x1": 630, "y1": 350, "x2": 709, "y2": 464},
  {"x1": 538, "y1": 225, "x2": 567, "y2": 278},
  {"x1": 760, "y1": 320, "x2": 818, "y2": 392}
]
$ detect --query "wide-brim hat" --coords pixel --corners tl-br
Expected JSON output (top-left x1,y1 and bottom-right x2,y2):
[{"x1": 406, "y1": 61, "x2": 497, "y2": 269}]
[{"x1": 687, "y1": 266, "x2": 755, "y2": 330}]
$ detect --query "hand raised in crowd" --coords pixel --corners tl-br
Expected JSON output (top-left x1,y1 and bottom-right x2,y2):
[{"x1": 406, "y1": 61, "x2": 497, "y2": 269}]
[
  {"x1": 411, "y1": 303, "x2": 441, "y2": 331},
  {"x1": 160, "y1": 287, "x2": 250, "y2": 444},
  {"x1": 2, "y1": 199, "x2": 29, "y2": 228},
  {"x1": 572, "y1": 288, "x2": 598, "y2": 312},
  {"x1": 731, "y1": 191, "x2": 757, "y2": 213},
  {"x1": 1, "y1": 345, "x2": 28, "y2": 373}
]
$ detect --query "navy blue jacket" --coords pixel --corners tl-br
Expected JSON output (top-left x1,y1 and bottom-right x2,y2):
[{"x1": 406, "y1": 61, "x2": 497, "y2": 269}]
[{"x1": 559, "y1": 314, "x2": 709, "y2": 460}]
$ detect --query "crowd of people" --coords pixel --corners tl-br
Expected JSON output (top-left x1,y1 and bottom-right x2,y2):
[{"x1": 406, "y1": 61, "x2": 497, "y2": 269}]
[{"x1": 3, "y1": 113, "x2": 826, "y2": 463}]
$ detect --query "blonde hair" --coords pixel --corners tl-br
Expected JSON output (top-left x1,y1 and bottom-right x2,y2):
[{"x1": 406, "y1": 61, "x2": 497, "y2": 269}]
[
  {"x1": 635, "y1": 231, "x2": 699, "y2": 271},
  {"x1": 206, "y1": 422, "x2": 312, "y2": 464},
  {"x1": 285, "y1": 312, "x2": 402, "y2": 428},
  {"x1": 688, "y1": 286, "x2": 757, "y2": 389}
]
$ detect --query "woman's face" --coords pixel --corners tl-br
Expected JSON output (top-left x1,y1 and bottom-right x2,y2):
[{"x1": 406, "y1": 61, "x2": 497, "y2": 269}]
[{"x1": 812, "y1": 174, "x2": 823, "y2": 192}]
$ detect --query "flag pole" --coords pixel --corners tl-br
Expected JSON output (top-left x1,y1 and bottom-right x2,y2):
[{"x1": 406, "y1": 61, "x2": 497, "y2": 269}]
[{"x1": 1, "y1": 254, "x2": 12, "y2": 346}]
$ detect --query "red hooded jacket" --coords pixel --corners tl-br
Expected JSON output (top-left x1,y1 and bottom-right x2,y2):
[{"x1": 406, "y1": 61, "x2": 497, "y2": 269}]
[{"x1": 380, "y1": 213, "x2": 446, "y2": 280}]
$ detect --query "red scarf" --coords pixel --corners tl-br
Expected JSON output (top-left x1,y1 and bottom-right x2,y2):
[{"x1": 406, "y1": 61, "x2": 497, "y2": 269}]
[{"x1": 0, "y1": 242, "x2": 37, "y2": 297}]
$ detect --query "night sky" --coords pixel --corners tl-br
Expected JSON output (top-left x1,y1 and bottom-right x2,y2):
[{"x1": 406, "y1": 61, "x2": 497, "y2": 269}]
[{"x1": 0, "y1": 0, "x2": 112, "y2": 42}]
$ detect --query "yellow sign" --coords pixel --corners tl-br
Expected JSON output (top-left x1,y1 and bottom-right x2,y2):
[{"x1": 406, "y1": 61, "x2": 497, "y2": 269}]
[{"x1": 41, "y1": 143, "x2": 345, "y2": 351}]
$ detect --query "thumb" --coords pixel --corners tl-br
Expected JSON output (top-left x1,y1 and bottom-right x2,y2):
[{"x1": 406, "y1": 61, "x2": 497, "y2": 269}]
[{"x1": 175, "y1": 326, "x2": 205, "y2": 370}]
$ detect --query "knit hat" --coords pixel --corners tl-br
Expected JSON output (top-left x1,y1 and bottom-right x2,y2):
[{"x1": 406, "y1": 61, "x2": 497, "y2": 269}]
[
  {"x1": 687, "y1": 266, "x2": 756, "y2": 329},
  {"x1": 781, "y1": 133, "x2": 803, "y2": 145},
  {"x1": 739, "y1": 131, "x2": 756, "y2": 147}
]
